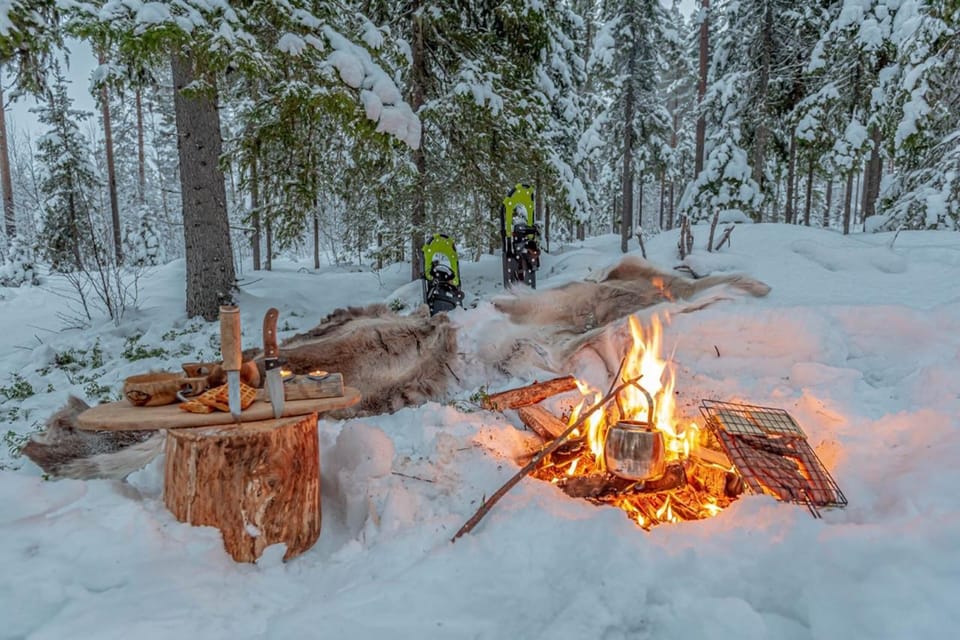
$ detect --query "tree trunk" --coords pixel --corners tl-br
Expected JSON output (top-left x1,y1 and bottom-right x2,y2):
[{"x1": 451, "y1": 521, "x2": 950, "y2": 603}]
[
  {"x1": 824, "y1": 179, "x2": 833, "y2": 228},
  {"x1": 842, "y1": 171, "x2": 854, "y2": 235},
  {"x1": 544, "y1": 200, "x2": 550, "y2": 253},
  {"x1": 860, "y1": 124, "x2": 883, "y2": 226},
  {"x1": 313, "y1": 212, "x2": 320, "y2": 270},
  {"x1": 658, "y1": 170, "x2": 666, "y2": 231},
  {"x1": 163, "y1": 413, "x2": 321, "y2": 563},
  {"x1": 409, "y1": 5, "x2": 427, "y2": 280},
  {"x1": 668, "y1": 181, "x2": 675, "y2": 230},
  {"x1": 621, "y1": 80, "x2": 634, "y2": 254},
  {"x1": 784, "y1": 135, "x2": 797, "y2": 224},
  {"x1": 171, "y1": 52, "x2": 236, "y2": 320},
  {"x1": 99, "y1": 52, "x2": 122, "y2": 264},
  {"x1": 135, "y1": 87, "x2": 146, "y2": 206},
  {"x1": 265, "y1": 218, "x2": 273, "y2": 271},
  {"x1": 249, "y1": 140, "x2": 261, "y2": 271},
  {"x1": 853, "y1": 169, "x2": 862, "y2": 226},
  {"x1": 803, "y1": 154, "x2": 814, "y2": 226},
  {"x1": 694, "y1": 0, "x2": 709, "y2": 176},
  {"x1": 751, "y1": 2, "x2": 774, "y2": 192},
  {"x1": 0, "y1": 72, "x2": 15, "y2": 239}
]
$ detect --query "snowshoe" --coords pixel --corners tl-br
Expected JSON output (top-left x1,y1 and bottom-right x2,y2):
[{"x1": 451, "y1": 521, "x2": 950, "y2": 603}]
[
  {"x1": 421, "y1": 233, "x2": 465, "y2": 315},
  {"x1": 500, "y1": 183, "x2": 541, "y2": 289}
]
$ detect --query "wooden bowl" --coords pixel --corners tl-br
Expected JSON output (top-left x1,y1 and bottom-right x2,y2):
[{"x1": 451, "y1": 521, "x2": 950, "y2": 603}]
[{"x1": 124, "y1": 372, "x2": 184, "y2": 407}]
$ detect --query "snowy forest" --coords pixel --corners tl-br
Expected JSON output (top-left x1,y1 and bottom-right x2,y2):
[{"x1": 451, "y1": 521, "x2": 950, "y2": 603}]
[{"x1": 0, "y1": 0, "x2": 957, "y2": 321}]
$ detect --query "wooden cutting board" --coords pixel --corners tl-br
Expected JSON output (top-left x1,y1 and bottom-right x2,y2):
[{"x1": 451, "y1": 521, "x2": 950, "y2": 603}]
[{"x1": 76, "y1": 387, "x2": 361, "y2": 431}]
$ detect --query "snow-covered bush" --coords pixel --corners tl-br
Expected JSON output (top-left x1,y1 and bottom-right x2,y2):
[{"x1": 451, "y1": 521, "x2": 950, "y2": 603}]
[
  {"x1": 678, "y1": 134, "x2": 762, "y2": 223},
  {"x1": 0, "y1": 239, "x2": 41, "y2": 288}
]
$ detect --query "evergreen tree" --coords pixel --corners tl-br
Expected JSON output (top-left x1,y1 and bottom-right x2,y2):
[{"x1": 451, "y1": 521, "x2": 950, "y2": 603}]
[
  {"x1": 34, "y1": 65, "x2": 101, "y2": 272},
  {"x1": 879, "y1": 0, "x2": 959, "y2": 229}
]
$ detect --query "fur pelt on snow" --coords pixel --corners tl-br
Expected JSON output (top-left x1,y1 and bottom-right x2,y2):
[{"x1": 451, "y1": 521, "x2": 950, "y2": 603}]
[
  {"x1": 493, "y1": 256, "x2": 771, "y2": 333},
  {"x1": 22, "y1": 396, "x2": 164, "y2": 480},
  {"x1": 257, "y1": 303, "x2": 459, "y2": 417}
]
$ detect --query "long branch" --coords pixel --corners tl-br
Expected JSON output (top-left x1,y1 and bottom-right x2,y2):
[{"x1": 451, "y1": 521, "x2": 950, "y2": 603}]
[{"x1": 451, "y1": 375, "x2": 642, "y2": 542}]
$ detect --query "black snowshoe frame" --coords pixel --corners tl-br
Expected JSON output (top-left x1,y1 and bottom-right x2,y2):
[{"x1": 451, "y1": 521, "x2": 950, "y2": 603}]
[
  {"x1": 421, "y1": 233, "x2": 465, "y2": 315},
  {"x1": 500, "y1": 183, "x2": 541, "y2": 289}
]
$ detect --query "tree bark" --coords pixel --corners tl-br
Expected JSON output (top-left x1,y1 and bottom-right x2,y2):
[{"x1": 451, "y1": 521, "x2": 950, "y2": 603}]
[
  {"x1": 265, "y1": 217, "x2": 273, "y2": 271},
  {"x1": 0, "y1": 71, "x2": 15, "y2": 239},
  {"x1": 784, "y1": 135, "x2": 797, "y2": 224},
  {"x1": 516, "y1": 405, "x2": 568, "y2": 440},
  {"x1": 803, "y1": 154, "x2": 814, "y2": 226},
  {"x1": 751, "y1": 2, "x2": 774, "y2": 192},
  {"x1": 135, "y1": 87, "x2": 146, "y2": 206},
  {"x1": 544, "y1": 200, "x2": 550, "y2": 253},
  {"x1": 249, "y1": 139, "x2": 261, "y2": 271},
  {"x1": 163, "y1": 413, "x2": 321, "y2": 563},
  {"x1": 99, "y1": 52, "x2": 122, "y2": 264},
  {"x1": 313, "y1": 212, "x2": 320, "y2": 270},
  {"x1": 621, "y1": 74, "x2": 634, "y2": 254},
  {"x1": 694, "y1": 0, "x2": 709, "y2": 176},
  {"x1": 481, "y1": 376, "x2": 578, "y2": 411},
  {"x1": 171, "y1": 52, "x2": 236, "y2": 320},
  {"x1": 860, "y1": 124, "x2": 883, "y2": 225},
  {"x1": 842, "y1": 171, "x2": 854, "y2": 235},
  {"x1": 824, "y1": 179, "x2": 833, "y2": 228},
  {"x1": 409, "y1": 4, "x2": 427, "y2": 280},
  {"x1": 658, "y1": 170, "x2": 666, "y2": 231}
]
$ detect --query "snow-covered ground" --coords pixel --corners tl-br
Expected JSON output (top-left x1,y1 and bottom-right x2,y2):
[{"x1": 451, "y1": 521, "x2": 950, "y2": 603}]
[{"x1": 2, "y1": 223, "x2": 959, "y2": 639}]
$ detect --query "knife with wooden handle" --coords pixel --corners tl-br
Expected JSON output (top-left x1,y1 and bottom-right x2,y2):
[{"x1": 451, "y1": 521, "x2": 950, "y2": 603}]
[
  {"x1": 219, "y1": 305, "x2": 243, "y2": 420},
  {"x1": 262, "y1": 307, "x2": 284, "y2": 418}
]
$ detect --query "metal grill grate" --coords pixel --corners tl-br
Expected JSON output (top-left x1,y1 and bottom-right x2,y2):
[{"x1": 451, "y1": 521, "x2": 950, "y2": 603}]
[{"x1": 699, "y1": 400, "x2": 847, "y2": 517}]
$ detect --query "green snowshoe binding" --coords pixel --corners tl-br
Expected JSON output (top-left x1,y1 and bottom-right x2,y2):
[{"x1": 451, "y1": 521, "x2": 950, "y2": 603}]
[
  {"x1": 500, "y1": 183, "x2": 541, "y2": 289},
  {"x1": 421, "y1": 233, "x2": 465, "y2": 315}
]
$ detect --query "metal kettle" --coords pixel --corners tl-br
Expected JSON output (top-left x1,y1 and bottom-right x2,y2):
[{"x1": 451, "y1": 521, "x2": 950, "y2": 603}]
[{"x1": 603, "y1": 420, "x2": 666, "y2": 481}]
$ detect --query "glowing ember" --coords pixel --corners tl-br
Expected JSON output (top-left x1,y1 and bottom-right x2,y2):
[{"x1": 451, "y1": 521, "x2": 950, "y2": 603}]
[{"x1": 531, "y1": 313, "x2": 742, "y2": 529}]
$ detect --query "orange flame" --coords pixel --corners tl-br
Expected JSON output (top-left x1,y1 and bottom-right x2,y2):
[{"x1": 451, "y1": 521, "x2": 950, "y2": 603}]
[{"x1": 531, "y1": 312, "x2": 734, "y2": 529}]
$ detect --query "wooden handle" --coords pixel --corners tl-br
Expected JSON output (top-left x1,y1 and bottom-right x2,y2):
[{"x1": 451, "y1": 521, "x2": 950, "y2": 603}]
[
  {"x1": 263, "y1": 308, "x2": 279, "y2": 359},
  {"x1": 219, "y1": 305, "x2": 242, "y2": 372}
]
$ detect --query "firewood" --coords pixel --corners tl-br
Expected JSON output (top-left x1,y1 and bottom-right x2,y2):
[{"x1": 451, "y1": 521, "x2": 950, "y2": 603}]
[
  {"x1": 557, "y1": 462, "x2": 686, "y2": 500},
  {"x1": 164, "y1": 413, "x2": 321, "y2": 563},
  {"x1": 453, "y1": 375, "x2": 641, "y2": 542},
  {"x1": 481, "y1": 376, "x2": 578, "y2": 411},
  {"x1": 686, "y1": 459, "x2": 743, "y2": 498},
  {"x1": 558, "y1": 474, "x2": 631, "y2": 499},
  {"x1": 631, "y1": 462, "x2": 687, "y2": 493},
  {"x1": 516, "y1": 405, "x2": 569, "y2": 440}
]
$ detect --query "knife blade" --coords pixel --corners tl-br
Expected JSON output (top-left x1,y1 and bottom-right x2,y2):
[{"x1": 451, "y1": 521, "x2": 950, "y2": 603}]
[
  {"x1": 263, "y1": 307, "x2": 284, "y2": 419},
  {"x1": 219, "y1": 305, "x2": 243, "y2": 420}
]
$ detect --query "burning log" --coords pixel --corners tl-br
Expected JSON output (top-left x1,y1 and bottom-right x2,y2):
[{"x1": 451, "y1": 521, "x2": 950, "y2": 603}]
[
  {"x1": 516, "y1": 405, "x2": 569, "y2": 440},
  {"x1": 557, "y1": 462, "x2": 687, "y2": 500},
  {"x1": 481, "y1": 376, "x2": 578, "y2": 411}
]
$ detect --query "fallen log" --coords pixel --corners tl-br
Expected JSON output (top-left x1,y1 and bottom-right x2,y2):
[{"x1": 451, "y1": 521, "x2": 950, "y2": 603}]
[
  {"x1": 481, "y1": 376, "x2": 578, "y2": 411},
  {"x1": 516, "y1": 404, "x2": 569, "y2": 440}
]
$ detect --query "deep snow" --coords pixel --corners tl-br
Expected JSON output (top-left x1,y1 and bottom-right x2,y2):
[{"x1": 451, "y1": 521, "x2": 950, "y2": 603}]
[{"x1": 2, "y1": 223, "x2": 959, "y2": 639}]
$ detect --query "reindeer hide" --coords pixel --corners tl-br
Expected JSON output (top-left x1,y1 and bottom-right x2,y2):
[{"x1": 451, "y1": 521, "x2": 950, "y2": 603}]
[
  {"x1": 493, "y1": 256, "x2": 771, "y2": 333},
  {"x1": 267, "y1": 304, "x2": 459, "y2": 417},
  {"x1": 22, "y1": 396, "x2": 163, "y2": 480}
]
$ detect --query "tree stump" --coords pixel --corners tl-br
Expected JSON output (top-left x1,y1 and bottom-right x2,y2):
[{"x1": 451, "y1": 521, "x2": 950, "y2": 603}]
[{"x1": 163, "y1": 413, "x2": 321, "y2": 563}]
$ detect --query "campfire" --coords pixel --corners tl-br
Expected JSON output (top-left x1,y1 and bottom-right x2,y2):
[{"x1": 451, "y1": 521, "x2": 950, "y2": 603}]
[
  {"x1": 455, "y1": 313, "x2": 846, "y2": 541},
  {"x1": 528, "y1": 314, "x2": 741, "y2": 529}
]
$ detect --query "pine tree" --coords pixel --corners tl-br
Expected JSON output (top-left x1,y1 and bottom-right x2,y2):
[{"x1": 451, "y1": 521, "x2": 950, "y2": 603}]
[
  {"x1": 879, "y1": 0, "x2": 959, "y2": 230},
  {"x1": 35, "y1": 65, "x2": 101, "y2": 272}
]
